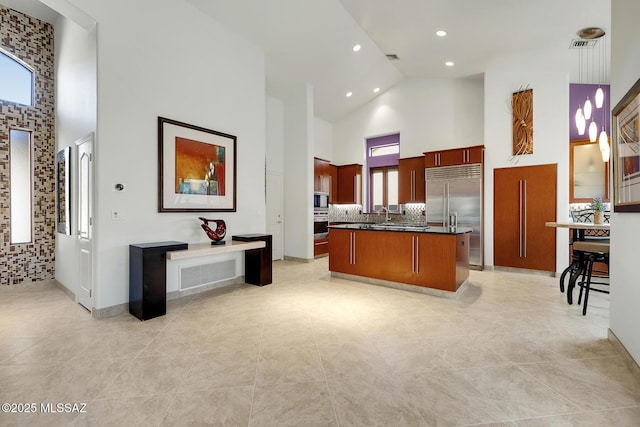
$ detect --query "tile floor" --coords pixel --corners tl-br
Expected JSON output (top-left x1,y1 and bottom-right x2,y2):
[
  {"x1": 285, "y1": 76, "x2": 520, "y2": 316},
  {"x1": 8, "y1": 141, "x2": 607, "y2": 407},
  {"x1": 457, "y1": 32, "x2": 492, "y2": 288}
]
[{"x1": 1, "y1": 258, "x2": 639, "y2": 426}]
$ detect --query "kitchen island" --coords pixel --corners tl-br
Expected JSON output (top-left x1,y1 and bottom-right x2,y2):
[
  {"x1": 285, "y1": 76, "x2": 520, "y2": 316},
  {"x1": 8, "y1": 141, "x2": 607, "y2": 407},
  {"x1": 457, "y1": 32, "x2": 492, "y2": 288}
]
[{"x1": 328, "y1": 224, "x2": 471, "y2": 297}]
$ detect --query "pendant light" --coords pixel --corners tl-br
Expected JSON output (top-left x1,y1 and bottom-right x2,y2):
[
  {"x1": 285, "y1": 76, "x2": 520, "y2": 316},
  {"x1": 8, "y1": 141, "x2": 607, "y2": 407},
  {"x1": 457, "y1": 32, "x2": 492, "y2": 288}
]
[
  {"x1": 595, "y1": 87, "x2": 604, "y2": 108},
  {"x1": 589, "y1": 120, "x2": 598, "y2": 142},
  {"x1": 575, "y1": 105, "x2": 586, "y2": 135},
  {"x1": 584, "y1": 97, "x2": 592, "y2": 120}
]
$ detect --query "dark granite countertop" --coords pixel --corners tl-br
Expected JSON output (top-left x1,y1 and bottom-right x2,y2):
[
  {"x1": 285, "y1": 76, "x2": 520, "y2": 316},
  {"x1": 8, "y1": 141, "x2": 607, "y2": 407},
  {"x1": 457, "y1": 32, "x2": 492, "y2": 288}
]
[{"x1": 329, "y1": 223, "x2": 472, "y2": 235}]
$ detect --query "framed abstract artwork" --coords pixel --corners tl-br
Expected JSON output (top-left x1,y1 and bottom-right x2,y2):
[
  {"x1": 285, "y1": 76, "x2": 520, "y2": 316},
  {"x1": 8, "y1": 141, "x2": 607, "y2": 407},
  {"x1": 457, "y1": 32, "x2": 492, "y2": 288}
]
[
  {"x1": 612, "y1": 77, "x2": 640, "y2": 212},
  {"x1": 158, "y1": 117, "x2": 237, "y2": 212}
]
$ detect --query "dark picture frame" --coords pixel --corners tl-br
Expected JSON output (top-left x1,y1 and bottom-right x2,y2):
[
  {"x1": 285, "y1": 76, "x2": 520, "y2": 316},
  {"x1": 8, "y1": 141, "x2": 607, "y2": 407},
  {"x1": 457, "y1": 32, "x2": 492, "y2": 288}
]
[
  {"x1": 158, "y1": 117, "x2": 237, "y2": 212},
  {"x1": 612, "y1": 77, "x2": 640, "y2": 212},
  {"x1": 56, "y1": 147, "x2": 71, "y2": 235}
]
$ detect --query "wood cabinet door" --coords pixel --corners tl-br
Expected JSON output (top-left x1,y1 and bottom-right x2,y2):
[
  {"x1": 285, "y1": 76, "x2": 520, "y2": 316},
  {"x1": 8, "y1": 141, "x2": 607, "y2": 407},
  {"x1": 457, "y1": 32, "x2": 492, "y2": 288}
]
[
  {"x1": 374, "y1": 232, "x2": 414, "y2": 284},
  {"x1": 415, "y1": 233, "x2": 457, "y2": 291},
  {"x1": 494, "y1": 164, "x2": 556, "y2": 272},
  {"x1": 466, "y1": 146, "x2": 484, "y2": 164},
  {"x1": 438, "y1": 148, "x2": 464, "y2": 167},
  {"x1": 398, "y1": 157, "x2": 426, "y2": 203},
  {"x1": 337, "y1": 164, "x2": 362, "y2": 204},
  {"x1": 329, "y1": 164, "x2": 338, "y2": 203},
  {"x1": 328, "y1": 228, "x2": 353, "y2": 274},
  {"x1": 424, "y1": 152, "x2": 438, "y2": 168}
]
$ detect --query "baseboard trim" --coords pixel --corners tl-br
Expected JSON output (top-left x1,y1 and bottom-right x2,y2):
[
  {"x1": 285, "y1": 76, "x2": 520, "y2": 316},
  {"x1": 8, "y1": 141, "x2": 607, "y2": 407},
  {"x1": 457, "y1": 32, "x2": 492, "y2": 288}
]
[
  {"x1": 330, "y1": 271, "x2": 468, "y2": 299},
  {"x1": 608, "y1": 328, "x2": 640, "y2": 386},
  {"x1": 492, "y1": 266, "x2": 556, "y2": 277},
  {"x1": 283, "y1": 255, "x2": 314, "y2": 263},
  {"x1": 93, "y1": 276, "x2": 245, "y2": 318},
  {"x1": 54, "y1": 280, "x2": 75, "y2": 301}
]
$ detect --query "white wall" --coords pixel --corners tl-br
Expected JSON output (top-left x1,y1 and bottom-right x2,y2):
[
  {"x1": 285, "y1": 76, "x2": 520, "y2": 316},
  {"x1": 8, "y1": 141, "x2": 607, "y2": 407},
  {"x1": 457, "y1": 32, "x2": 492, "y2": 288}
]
[
  {"x1": 609, "y1": 0, "x2": 640, "y2": 364},
  {"x1": 332, "y1": 77, "x2": 484, "y2": 164},
  {"x1": 314, "y1": 117, "x2": 333, "y2": 161},
  {"x1": 282, "y1": 83, "x2": 314, "y2": 260},
  {"x1": 266, "y1": 96, "x2": 285, "y2": 174},
  {"x1": 483, "y1": 71, "x2": 570, "y2": 272},
  {"x1": 54, "y1": 14, "x2": 97, "y2": 294},
  {"x1": 68, "y1": 0, "x2": 266, "y2": 309}
]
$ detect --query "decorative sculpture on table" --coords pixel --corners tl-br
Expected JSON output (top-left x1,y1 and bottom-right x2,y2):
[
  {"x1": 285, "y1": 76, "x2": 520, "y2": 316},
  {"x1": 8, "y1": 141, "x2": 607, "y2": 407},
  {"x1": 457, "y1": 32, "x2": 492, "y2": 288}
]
[{"x1": 198, "y1": 217, "x2": 226, "y2": 244}]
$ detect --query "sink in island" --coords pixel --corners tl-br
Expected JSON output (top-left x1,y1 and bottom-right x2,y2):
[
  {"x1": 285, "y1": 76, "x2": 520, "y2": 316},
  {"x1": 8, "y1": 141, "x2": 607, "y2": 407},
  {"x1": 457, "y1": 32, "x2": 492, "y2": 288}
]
[{"x1": 328, "y1": 223, "x2": 471, "y2": 297}]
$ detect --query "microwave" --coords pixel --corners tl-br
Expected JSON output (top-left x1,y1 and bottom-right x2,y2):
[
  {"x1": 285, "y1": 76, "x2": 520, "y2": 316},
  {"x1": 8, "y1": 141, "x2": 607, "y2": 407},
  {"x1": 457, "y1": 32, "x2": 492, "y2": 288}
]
[{"x1": 314, "y1": 192, "x2": 329, "y2": 210}]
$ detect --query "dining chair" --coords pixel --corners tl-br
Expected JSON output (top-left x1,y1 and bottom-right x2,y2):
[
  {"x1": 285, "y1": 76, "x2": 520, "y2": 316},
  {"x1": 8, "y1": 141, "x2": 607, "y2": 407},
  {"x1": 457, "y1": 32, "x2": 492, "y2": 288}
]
[
  {"x1": 570, "y1": 240, "x2": 610, "y2": 315},
  {"x1": 559, "y1": 209, "x2": 610, "y2": 293}
]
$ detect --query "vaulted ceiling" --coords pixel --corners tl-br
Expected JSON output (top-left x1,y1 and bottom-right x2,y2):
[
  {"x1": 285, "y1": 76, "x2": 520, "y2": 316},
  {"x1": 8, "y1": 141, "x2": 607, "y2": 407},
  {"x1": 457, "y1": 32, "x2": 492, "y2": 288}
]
[{"x1": 4, "y1": 0, "x2": 611, "y2": 122}]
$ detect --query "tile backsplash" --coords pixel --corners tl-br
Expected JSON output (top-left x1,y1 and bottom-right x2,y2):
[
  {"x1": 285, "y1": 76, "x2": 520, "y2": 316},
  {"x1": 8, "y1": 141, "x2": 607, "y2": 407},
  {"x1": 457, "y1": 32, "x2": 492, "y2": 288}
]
[{"x1": 329, "y1": 203, "x2": 427, "y2": 224}]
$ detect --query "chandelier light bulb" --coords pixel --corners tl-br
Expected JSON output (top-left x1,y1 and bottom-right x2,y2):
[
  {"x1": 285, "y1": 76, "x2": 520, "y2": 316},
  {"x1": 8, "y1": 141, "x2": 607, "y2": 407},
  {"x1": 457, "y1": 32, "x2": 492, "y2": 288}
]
[
  {"x1": 589, "y1": 121, "x2": 598, "y2": 142},
  {"x1": 601, "y1": 146, "x2": 610, "y2": 162},
  {"x1": 584, "y1": 97, "x2": 593, "y2": 120},
  {"x1": 575, "y1": 107, "x2": 586, "y2": 135},
  {"x1": 595, "y1": 87, "x2": 604, "y2": 108}
]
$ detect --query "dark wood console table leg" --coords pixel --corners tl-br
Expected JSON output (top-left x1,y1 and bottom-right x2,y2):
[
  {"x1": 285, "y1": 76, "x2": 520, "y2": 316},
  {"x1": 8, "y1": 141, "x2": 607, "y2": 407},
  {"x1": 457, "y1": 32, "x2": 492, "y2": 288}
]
[
  {"x1": 129, "y1": 241, "x2": 188, "y2": 320},
  {"x1": 232, "y1": 234, "x2": 272, "y2": 286}
]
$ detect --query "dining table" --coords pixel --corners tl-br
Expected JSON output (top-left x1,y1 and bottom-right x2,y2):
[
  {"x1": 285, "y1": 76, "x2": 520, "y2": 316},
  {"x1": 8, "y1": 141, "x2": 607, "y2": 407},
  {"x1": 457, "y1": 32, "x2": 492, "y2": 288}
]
[{"x1": 545, "y1": 221, "x2": 610, "y2": 304}]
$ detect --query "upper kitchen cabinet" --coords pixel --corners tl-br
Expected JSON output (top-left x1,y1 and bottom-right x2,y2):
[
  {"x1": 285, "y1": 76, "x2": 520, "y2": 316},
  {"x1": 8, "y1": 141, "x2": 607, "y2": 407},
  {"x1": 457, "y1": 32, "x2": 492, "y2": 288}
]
[
  {"x1": 336, "y1": 164, "x2": 362, "y2": 204},
  {"x1": 493, "y1": 163, "x2": 557, "y2": 272},
  {"x1": 425, "y1": 145, "x2": 484, "y2": 168},
  {"x1": 398, "y1": 156, "x2": 425, "y2": 203},
  {"x1": 314, "y1": 157, "x2": 333, "y2": 195},
  {"x1": 569, "y1": 139, "x2": 609, "y2": 203}
]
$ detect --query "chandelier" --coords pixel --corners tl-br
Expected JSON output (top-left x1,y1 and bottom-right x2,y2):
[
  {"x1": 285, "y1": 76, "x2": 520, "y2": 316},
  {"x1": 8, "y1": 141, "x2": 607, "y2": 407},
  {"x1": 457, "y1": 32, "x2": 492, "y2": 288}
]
[{"x1": 573, "y1": 27, "x2": 609, "y2": 162}]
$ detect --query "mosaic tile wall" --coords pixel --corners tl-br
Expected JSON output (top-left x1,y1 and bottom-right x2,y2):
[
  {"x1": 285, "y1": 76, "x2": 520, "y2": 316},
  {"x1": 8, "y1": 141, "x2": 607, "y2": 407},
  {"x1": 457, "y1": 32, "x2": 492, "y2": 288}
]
[
  {"x1": 0, "y1": 6, "x2": 55, "y2": 285},
  {"x1": 329, "y1": 203, "x2": 427, "y2": 224}
]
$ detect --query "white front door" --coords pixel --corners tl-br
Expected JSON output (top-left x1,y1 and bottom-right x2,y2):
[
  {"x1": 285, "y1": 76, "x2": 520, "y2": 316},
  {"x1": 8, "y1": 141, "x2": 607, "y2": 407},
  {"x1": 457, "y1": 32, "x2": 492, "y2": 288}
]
[
  {"x1": 266, "y1": 171, "x2": 284, "y2": 260},
  {"x1": 76, "y1": 133, "x2": 94, "y2": 311}
]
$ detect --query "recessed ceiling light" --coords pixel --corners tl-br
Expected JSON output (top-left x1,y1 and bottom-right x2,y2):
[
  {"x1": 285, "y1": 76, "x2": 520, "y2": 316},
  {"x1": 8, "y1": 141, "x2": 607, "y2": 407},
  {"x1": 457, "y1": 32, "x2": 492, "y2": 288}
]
[
  {"x1": 346, "y1": 92, "x2": 353, "y2": 97},
  {"x1": 373, "y1": 87, "x2": 380, "y2": 93},
  {"x1": 436, "y1": 30, "x2": 447, "y2": 37},
  {"x1": 445, "y1": 61, "x2": 454, "y2": 67},
  {"x1": 353, "y1": 44, "x2": 361, "y2": 52}
]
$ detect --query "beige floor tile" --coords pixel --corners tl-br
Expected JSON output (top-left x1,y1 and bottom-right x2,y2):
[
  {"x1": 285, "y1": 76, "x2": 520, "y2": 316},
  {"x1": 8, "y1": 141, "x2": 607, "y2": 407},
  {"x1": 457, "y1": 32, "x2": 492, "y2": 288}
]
[
  {"x1": 98, "y1": 354, "x2": 195, "y2": 398},
  {"x1": 459, "y1": 365, "x2": 581, "y2": 419},
  {"x1": 515, "y1": 406, "x2": 640, "y2": 426},
  {"x1": 256, "y1": 345, "x2": 325, "y2": 385},
  {"x1": 179, "y1": 350, "x2": 258, "y2": 391},
  {"x1": 250, "y1": 381, "x2": 337, "y2": 426},
  {"x1": 162, "y1": 387, "x2": 253, "y2": 426},
  {"x1": 71, "y1": 395, "x2": 173, "y2": 427},
  {"x1": 328, "y1": 377, "x2": 427, "y2": 426},
  {"x1": 2, "y1": 257, "x2": 639, "y2": 425},
  {"x1": 317, "y1": 340, "x2": 390, "y2": 381},
  {"x1": 518, "y1": 358, "x2": 640, "y2": 410},
  {"x1": 140, "y1": 328, "x2": 209, "y2": 356},
  {"x1": 394, "y1": 370, "x2": 511, "y2": 426}
]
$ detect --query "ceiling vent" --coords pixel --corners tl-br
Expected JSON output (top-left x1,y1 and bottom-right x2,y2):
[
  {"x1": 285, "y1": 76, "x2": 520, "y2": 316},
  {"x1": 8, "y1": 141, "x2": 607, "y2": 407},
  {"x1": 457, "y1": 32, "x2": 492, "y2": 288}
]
[
  {"x1": 570, "y1": 39, "x2": 598, "y2": 49},
  {"x1": 386, "y1": 54, "x2": 399, "y2": 60}
]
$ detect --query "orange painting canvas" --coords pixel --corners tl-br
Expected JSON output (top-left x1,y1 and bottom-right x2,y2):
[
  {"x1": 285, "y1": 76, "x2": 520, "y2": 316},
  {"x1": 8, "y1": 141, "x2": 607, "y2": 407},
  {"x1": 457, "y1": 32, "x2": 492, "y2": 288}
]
[{"x1": 174, "y1": 137, "x2": 225, "y2": 196}]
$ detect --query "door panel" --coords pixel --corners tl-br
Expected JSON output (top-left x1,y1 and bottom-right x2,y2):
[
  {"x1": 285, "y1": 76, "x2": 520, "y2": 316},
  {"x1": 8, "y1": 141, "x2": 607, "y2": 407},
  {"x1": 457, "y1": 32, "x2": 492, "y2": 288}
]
[
  {"x1": 76, "y1": 133, "x2": 93, "y2": 311},
  {"x1": 266, "y1": 171, "x2": 284, "y2": 260}
]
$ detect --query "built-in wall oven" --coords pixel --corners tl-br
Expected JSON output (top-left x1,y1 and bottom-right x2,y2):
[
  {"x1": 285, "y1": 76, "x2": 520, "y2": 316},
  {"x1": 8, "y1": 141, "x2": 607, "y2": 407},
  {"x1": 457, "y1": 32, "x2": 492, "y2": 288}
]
[{"x1": 313, "y1": 211, "x2": 329, "y2": 240}]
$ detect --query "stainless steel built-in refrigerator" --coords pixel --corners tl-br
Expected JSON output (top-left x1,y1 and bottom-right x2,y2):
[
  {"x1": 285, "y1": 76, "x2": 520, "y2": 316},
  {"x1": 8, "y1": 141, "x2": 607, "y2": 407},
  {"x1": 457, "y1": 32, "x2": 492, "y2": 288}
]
[{"x1": 425, "y1": 164, "x2": 483, "y2": 268}]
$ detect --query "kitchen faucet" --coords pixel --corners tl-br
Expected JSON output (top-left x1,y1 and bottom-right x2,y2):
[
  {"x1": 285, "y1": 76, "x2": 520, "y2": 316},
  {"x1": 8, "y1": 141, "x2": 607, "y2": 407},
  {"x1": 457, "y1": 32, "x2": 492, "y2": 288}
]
[{"x1": 382, "y1": 206, "x2": 391, "y2": 222}]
